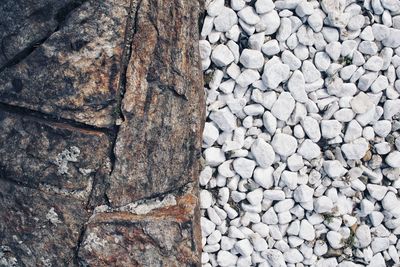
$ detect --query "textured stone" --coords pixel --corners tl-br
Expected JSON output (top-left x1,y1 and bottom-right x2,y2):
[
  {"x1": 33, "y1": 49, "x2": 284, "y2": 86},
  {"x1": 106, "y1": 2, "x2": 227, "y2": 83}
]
[
  {"x1": 0, "y1": 0, "x2": 131, "y2": 127},
  {"x1": 0, "y1": 0, "x2": 204, "y2": 265}
]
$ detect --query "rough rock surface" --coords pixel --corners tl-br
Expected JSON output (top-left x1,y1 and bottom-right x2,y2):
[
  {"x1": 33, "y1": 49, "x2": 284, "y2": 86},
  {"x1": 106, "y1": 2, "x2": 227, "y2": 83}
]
[{"x1": 0, "y1": 0, "x2": 204, "y2": 265}]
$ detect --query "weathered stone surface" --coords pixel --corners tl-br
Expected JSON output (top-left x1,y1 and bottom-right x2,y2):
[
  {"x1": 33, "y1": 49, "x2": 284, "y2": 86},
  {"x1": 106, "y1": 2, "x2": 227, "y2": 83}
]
[
  {"x1": 0, "y1": 108, "x2": 111, "y2": 194},
  {"x1": 78, "y1": 190, "x2": 201, "y2": 266},
  {"x1": 0, "y1": 0, "x2": 131, "y2": 127},
  {"x1": 0, "y1": 179, "x2": 89, "y2": 266},
  {"x1": 108, "y1": 0, "x2": 205, "y2": 206},
  {"x1": 0, "y1": 0, "x2": 204, "y2": 265}
]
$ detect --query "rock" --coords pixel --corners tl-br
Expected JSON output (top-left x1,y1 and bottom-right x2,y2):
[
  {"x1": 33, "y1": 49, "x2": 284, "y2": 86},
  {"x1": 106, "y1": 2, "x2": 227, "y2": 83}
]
[
  {"x1": 233, "y1": 158, "x2": 256, "y2": 178},
  {"x1": 211, "y1": 44, "x2": 235, "y2": 67},
  {"x1": 210, "y1": 107, "x2": 237, "y2": 132},
  {"x1": 203, "y1": 122, "x2": 219, "y2": 146},
  {"x1": 341, "y1": 138, "x2": 369, "y2": 160},
  {"x1": 271, "y1": 133, "x2": 298, "y2": 157},
  {"x1": 294, "y1": 185, "x2": 314, "y2": 203},
  {"x1": 217, "y1": 251, "x2": 238, "y2": 266},
  {"x1": 262, "y1": 58, "x2": 291, "y2": 89},
  {"x1": 251, "y1": 138, "x2": 276, "y2": 168},
  {"x1": 240, "y1": 49, "x2": 264, "y2": 69},
  {"x1": 204, "y1": 147, "x2": 226, "y2": 167},
  {"x1": 326, "y1": 231, "x2": 343, "y2": 249},
  {"x1": 301, "y1": 116, "x2": 321, "y2": 142},
  {"x1": 284, "y1": 248, "x2": 304, "y2": 264},
  {"x1": 256, "y1": 10, "x2": 281, "y2": 34},
  {"x1": 367, "y1": 184, "x2": 388, "y2": 201},
  {"x1": 321, "y1": 120, "x2": 342, "y2": 139},
  {"x1": 351, "y1": 92, "x2": 374, "y2": 114},
  {"x1": 299, "y1": 220, "x2": 315, "y2": 241},
  {"x1": 255, "y1": 0, "x2": 275, "y2": 14},
  {"x1": 371, "y1": 238, "x2": 390, "y2": 253},
  {"x1": 354, "y1": 225, "x2": 372, "y2": 248},
  {"x1": 297, "y1": 139, "x2": 321, "y2": 160},
  {"x1": 236, "y1": 69, "x2": 261, "y2": 87},
  {"x1": 323, "y1": 160, "x2": 347, "y2": 178},
  {"x1": 386, "y1": 151, "x2": 400, "y2": 168},
  {"x1": 262, "y1": 40, "x2": 280, "y2": 56},
  {"x1": 253, "y1": 167, "x2": 274, "y2": 189},
  {"x1": 214, "y1": 7, "x2": 238, "y2": 32},
  {"x1": 314, "y1": 196, "x2": 334, "y2": 213},
  {"x1": 235, "y1": 239, "x2": 254, "y2": 257},
  {"x1": 238, "y1": 6, "x2": 260, "y2": 25},
  {"x1": 288, "y1": 70, "x2": 308, "y2": 103},
  {"x1": 271, "y1": 92, "x2": 295, "y2": 121}
]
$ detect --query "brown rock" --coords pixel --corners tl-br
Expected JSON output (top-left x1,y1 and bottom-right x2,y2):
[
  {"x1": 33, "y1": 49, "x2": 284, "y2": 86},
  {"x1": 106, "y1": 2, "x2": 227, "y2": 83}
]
[
  {"x1": 0, "y1": 0, "x2": 131, "y2": 127},
  {"x1": 108, "y1": 0, "x2": 205, "y2": 206},
  {"x1": 0, "y1": 0, "x2": 204, "y2": 265},
  {"x1": 78, "y1": 190, "x2": 202, "y2": 266},
  {"x1": 0, "y1": 108, "x2": 111, "y2": 194},
  {"x1": 0, "y1": 179, "x2": 89, "y2": 266}
]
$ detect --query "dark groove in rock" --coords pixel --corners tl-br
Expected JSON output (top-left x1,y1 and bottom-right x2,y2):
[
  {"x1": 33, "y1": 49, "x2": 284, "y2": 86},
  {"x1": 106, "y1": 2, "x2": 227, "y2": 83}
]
[
  {"x1": 0, "y1": 102, "x2": 113, "y2": 135},
  {"x1": 0, "y1": 0, "x2": 88, "y2": 73}
]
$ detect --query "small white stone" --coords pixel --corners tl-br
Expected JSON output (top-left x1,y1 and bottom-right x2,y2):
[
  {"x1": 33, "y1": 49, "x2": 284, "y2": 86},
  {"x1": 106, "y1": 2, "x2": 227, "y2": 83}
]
[
  {"x1": 214, "y1": 7, "x2": 238, "y2": 32},
  {"x1": 210, "y1": 107, "x2": 236, "y2": 132},
  {"x1": 256, "y1": 10, "x2": 280, "y2": 34},
  {"x1": 371, "y1": 238, "x2": 390, "y2": 253},
  {"x1": 261, "y1": 40, "x2": 280, "y2": 56},
  {"x1": 262, "y1": 111, "x2": 277, "y2": 135},
  {"x1": 235, "y1": 239, "x2": 254, "y2": 257},
  {"x1": 200, "y1": 190, "x2": 213, "y2": 209},
  {"x1": 236, "y1": 69, "x2": 260, "y2": 87},
  {"x1": 206, "y1": 0, "x2": 224, "y2": 17},
  {"x1": 255, "y1": 0, "x2": 275, "y2": 14},
  {"x1": 299, "y1": 219, "x2": 315, "y2": 241},
  {"x1": 295, "y1": 0, "x2": 314, "y2": 17},
  {"x1": 204, "y1": 147, "x2": 226, "y2": 167},
  {"x1": 240, "y1": 49, "x2": 264, "y2": 69},
  {"x1": 314, "y1": 52, "x2": 331, "y2": 71},
  {"x1": 238, "y1": 6, "x2": 260, "y2": 25},
  {"x1": 271, "y1": 92, "x2": 295, "y2": 121},
  {"x1": 233, "y1": 158, "x2": 256, "y2": 178},
  {"x1": 271, "y1": 133, "x2": 298, "y2": 157},
  {"x1": 287, "y1": 70, "x2": 308, "y2": 103},
  {"x1": 383, "y1": 99, "x2": 400, "y2": 120},
  {"x1": 302, "y1": 60, "x2": 321, "y2": 83},
  {"x1": 326, "y1": 231, "x2": 343, "y2": 249},
  {"x1": 281, "y1": 170, "x2": 298, "y2": 190},
  {"x1": 262, "y1": 207, "x2": 278, "y2": 224},
  {"x1": 294, "y1": 184, "x2": 314, "y2": 203},
  {"x1": 262, "y1": 249, "x2": 286, "y2": 267},
  {"x1": 247, "y1": 188, "x2": 264, "y2": 206},
  {"x1": 251, "y1": 138, "x2": 275, "y2": 168},
  {"x1": 323, "y1": 160, "x2": 347, "y2": 178},
  {"x1": 321, "y1": 120, "x2": 342, "y2": 139},
  {"x1": 341, "y1": 138, "x2": 369, "y2": 160},
  {"x1": 287, "y1": 153, "x2": 304, "y2": 172},
  {"x1": 264, "y1": 190, "x2": 285, "y2": 201},
  {"x1": 281, "y1": 50, "x2": 301, "y2": 70},
  {"x1": 297, "y1": 139, "x2": 321, "y2": 160},
  {"x1": 364, "y1": 56, "x2": 384, "y2": 72},
  {"x1": 301, "y1": 116, "x2": 321, "y2": 142},
  {"x1": 314, "y1": 196, "x2": 333, "y2": 214},
  {"x1": 217, "y1": 251, "x2": 238, "y2": 266},
  {"x1": 386, "y1": 151, "x2": 400, "y2": 168},
  {"x1": 314, "y1": 240, "x2": 328, "y2": 256},
  {"x1": 354, "y1": 224, "x2": 371, "y2": 248},
  {"x1": 211, "y1": 44, "x2": 234, "y2": 67},
  {"x1": 201, "y1": 217, "x2": 216, "y2": 236},
  {"x1": 284, "y1": 248, "x2": 304, "y2": 264},
  {"x1": 262, "y1": 58, "x2": 290, "y2": 89},
  {"x1": 373, "y1": 120, "x2": 391, "y2": 137},
  {"x1": 277, "y1": 17, "x2": 292, "y2": 42},
  {"x1": 203, "y1": 122, "x2": 219, "y2": 146},
  {"x1": 344, "y1": 120, "x2": 362, "y2": 142},
  {"x1": 351, "y1": 92, "x2": 374, "y2": 114},
  {"x1": 325, "y1": 41, "x2": 341, "y2": 61}
]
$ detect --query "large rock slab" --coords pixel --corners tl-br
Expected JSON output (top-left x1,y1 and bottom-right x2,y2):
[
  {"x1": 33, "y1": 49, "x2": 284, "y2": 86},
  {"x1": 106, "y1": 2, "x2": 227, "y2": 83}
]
[
  {"x1": 78, "y1": 190, "x2": 201, "y2": 266},
  {"x1": 108, "y1": 0, "x2": 204, "y2": 206},
  {"x1": 0, "y1": 0, "x2": 131, "y2": 127},
  {"x1": 0, "y1": 109, "x2": 111, "y2": 194},
  {"x1": 0, "y1": 179, "x2": 89, "y2": 266}
]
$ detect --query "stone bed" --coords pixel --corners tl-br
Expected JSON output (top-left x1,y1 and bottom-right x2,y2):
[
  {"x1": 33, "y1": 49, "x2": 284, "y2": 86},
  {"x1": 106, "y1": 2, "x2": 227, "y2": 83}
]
[{"x1": 199, "y1": 0, "x2": 400, "y2": 266}]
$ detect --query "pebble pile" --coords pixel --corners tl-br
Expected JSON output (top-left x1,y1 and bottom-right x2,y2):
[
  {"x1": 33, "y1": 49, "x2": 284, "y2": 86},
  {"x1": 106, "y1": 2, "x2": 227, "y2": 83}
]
[{"x1": 199, "y1": 0, "x2": 400, "y2": 266}]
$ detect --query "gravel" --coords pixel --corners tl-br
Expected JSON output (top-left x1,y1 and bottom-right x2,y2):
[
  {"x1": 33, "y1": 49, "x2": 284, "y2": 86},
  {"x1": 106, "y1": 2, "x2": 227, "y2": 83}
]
[{"x1": 200, "y1": 0, "x2": 400, "y2": 266}]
